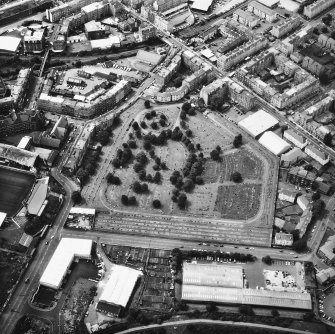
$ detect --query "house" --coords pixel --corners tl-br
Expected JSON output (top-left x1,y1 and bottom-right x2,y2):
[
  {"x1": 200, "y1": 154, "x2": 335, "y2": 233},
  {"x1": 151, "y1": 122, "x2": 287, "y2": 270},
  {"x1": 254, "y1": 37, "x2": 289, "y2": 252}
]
[
  {"x1": 297, "y1": 195, "x2": 310, "y2": 211},
  {"x1": 278, "y1": 189, "x2": 297, "y2": 203},
  {"x1": 274, "y1": 232, "x2": 293, "y2": 246},
  {"x1": 316, "y1": 268, "x2": 335, "y2": 285}
]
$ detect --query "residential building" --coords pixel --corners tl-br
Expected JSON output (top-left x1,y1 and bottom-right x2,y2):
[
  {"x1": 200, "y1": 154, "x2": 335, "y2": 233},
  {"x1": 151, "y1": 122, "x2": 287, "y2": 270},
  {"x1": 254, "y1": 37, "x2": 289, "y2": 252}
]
[
  {"x1": 305, "y1": 145, "x2": 329, "y2": 166},
  {"x1": 247, "y1": 1, "x2": 278, "y2": 23},
  {"x1": 233, "y1": 8, "x2": 260, "y2": 28},
  {"x1": 316, "y1": 268, "x2": 335, "y2": 285},
  {"x1": 138, "y1": 22, "x2": 156, "y2": 41},
  {"x1": 217, "y1": 36, "x2": 268, "y2": 71},
  {"x1": 218, "y1": 22, "x2": 248, "y2": 54},
  {"x1": 283, "y1": 130, "x2": 307, "y2": 149},
  {"x1": 278, "y1": 26, "x2": 313, "y2": 55},
  {"x1": 271, "y1": 16, "x2": 301, "y2": 38},
  {"x1": 24, "y1": 29, "x2": 45, "y2": 53},
  {"x1": 286, "y1": 166, "x2": 316, "y2": 188},
  {"x1": 200, "y1": 78, "x2": 226, "y2": 105},
  {"x1": 84, "y1": 20, "x2": 106, "y2": 40},
  {"x1": 303, "y1": 0, "x2": 335, "y2": 19},
  {"x1": 274, "y1": 232, "x2": 293, "y2": 246},
  {"x1": 278, "y1": 189, "x2": 297, "y2": 203},
  {"x1": 319, "y1": 235, "x2": 335, "y2": 263},
  {"x1": 296, "y1": 209, "x2": 312, "y2": 238},
  {"x1": 305, "y1": 92, "x2": 335, "y2": 117},
  {"x1": 297, "y1": 195, "x2": 310, "y2": 211}
]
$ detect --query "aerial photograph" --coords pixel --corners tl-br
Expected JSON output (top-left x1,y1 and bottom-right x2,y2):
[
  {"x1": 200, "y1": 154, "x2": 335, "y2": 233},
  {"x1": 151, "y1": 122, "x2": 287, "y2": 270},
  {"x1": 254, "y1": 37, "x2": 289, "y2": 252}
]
[{"x1": 4, "y1": 0, "x2": 335, "y2": 333}]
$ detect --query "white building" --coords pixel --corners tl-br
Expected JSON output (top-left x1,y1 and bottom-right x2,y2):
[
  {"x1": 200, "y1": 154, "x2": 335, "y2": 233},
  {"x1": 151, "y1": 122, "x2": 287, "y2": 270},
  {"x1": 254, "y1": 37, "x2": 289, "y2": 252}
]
[
  {"x1": 316, "y1": 268, "x2": 335, "y2": 285},
  {"x1": 0, "y1": 212, "x2": 6, "y2": 228},
  {"x1": 17, "y1": 136, "x2": 32, "y2": 150},
  {"x1": 275, "y1": 232, "x2": 293, "y2": 246},
  {"x1": 233, "y1": 8, "x2": 260, "y2": 28},
  {"x1": 278, "y1": 189, "x2": 297, "y2": 203},
  {"x1": 248, "y1": 1, "x2": 278, "y2": 22},
  {"x1": 304, "y1": 0, "x2": 335, "y2": 19},
  {"x1": 98, "y1": 265, "x2": 142, "y2": 315},
  {"x1": 258, "y1": 131, "x2": 291, "y2": 156},
  {"x1": 283, "y1": 130, "x2": 307, "y2": 149},
  {"x1": 297, "y1": 195, "x2": 310, "y2": 211},
  {"x1": 271, "y1": 17, "x2": 301, "y2": 38},
  {"x1": 39, "y1": 238, "x2": 92, "y2": 290},
  {"x1": 238, "y1": 109, "x2": 279, "y2": 138},
  {"x1": 305, "y1": 145, "x2": 329, "y2": 166}
]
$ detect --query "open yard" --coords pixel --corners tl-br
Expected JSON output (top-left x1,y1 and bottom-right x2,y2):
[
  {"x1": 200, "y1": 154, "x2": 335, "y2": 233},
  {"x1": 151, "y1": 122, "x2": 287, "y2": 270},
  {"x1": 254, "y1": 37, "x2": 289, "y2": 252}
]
[{"x1": 0, "y1": 167, "x2": 35, "y2": 216}]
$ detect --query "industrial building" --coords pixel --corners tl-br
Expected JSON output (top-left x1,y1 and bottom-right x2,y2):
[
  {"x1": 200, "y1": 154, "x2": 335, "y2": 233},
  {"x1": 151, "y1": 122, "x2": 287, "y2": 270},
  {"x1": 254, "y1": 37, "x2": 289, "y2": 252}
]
[
  {"x1": 0, "y1": 36, "x2": 22, "y2": 54},
  {"x1": 258, "y1": 131, "x2": 291, "y2": 156},
  {"x1": 238, "y1": 110, "x2": 279, "y2": 138},
  {"x1": 39, "y1": 238, "x2": 93, "y2": 290},
  {"x1": 97, "y1": 265, "x2": 142, "y2": 316},
  {"x1": 182, "y1": 262, "x2": 312, "y2": 310}
]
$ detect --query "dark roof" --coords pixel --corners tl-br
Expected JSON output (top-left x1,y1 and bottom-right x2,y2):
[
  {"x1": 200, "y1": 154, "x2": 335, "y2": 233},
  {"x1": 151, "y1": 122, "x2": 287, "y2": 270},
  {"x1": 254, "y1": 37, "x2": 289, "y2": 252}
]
[{"x1": 96, "y1": 301, "x2": 122, "y2": 316}]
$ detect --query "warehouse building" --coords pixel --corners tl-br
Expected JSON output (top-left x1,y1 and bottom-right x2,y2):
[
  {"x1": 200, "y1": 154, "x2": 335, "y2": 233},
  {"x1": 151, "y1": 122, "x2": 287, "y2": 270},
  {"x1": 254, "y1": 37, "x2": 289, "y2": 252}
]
[
  {"x1": 39, "y1": 238, "x2": 93, "y2": 290},
  {"x1": 258, "y1": 131, "x2": 291, "y2": 156},
  {"x1": 182, "y1": 262, "x2": 312, "y2": 310},
  {"x1": 97, "y1": 265, "x2": 142, "y2": 316},
  {"x1": 238, "y1": 110, "x2": 279, "y2": 138}
]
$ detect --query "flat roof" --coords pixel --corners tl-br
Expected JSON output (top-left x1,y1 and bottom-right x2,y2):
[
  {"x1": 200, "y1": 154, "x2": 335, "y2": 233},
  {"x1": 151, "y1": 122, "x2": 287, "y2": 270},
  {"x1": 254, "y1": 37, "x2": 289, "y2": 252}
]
[
  {"x1": 0, "y1": 212, "x2": 6, "y2": 227},
  {"x1": 182, "y1": 286, "x2": 312, "y2": 310},
  {"x1": 99, "y1": 265, "x2": 142, "y2": 308},
  {"x1": 256, "y1": 0, "x2": 279, "y2": 7},
  {"x1": 136, "y1": 50, "x2": 162, "y2": 65},
  {"x1": 27, "y1": 182, "x2": 48, "y2": 215},
  {"x1": 70, "y1": 207, "x2": 96, "y2": 215},
  {"x1": 238, "y1": 110, "x2": 279, "y2": 138},
  {"x1": 183, "y1": 262, "x2": 243, "y2": 288},
  {"x1": 190, "y1": 0, "x2": 213, "y2": 12},
  {"x1": 40, "y1": 238, "x2": 92, "y2": 290},
  {"x1": 0, "y1": 36, "x2": 21, "y2": 53},
  {"x1": 258, "y1": 131, "x2": 291, "y2": 156},
  {"x1": 0, "y1": 143, "x2": 37, "y2": 168},
  {"x1": 17, "y1": 136, "x2": 31, "y2": 149}
]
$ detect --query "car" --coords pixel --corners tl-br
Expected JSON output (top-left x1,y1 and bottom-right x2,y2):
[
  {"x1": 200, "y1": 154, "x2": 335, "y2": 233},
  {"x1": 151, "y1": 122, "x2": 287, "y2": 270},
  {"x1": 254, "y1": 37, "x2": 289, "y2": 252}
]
[
  {"x1": 289, "y1": 252, "x2": 295, "y2": 255},
  {"x1": 234, "y1": 246, "x2": 238, "y2": 249},
  {"x1": 279, "y1": 250, "x2": 283, "y2": 253},
  {"x1": 24, "y1": 278, "x2": 29, "y2": 283},
  {"x1": 45, "y1": 241, "x2": 49, "y2": 245}
]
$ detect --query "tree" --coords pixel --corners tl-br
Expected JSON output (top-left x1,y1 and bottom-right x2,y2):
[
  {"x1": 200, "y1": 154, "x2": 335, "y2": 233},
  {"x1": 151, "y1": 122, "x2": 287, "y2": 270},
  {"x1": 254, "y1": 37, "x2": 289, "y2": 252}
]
[
  {"x1": 141, "y1": 183, "x2": 148, "y2": 193},
  {"x1": 177, "y1": 193, "x2": 187, "y2": 209},
  {"x1": 239, "y1": 305, "x2": 254, "y2": 316},
  {"x1": 231, "y1": 172, "x2": 242, "y2": 183},
  {"x1": 97, "y1": 130, "x2": 109, "y2": 145},
  {"x1": 210, "y1": 149, "x2": 220, "y2": 161},
  {"x1": 144, "y1": 100, "x2": 151, "y2": 108},
  {"x1": 206, "y1": 303, "x2": 217, "y2": 313},
  {"x1": 324, "y1": 132, "x2": 333, "y2": 146},
  {"x1": 186, "y1": 129, "x2": 192, "y2": 137},
  {"x1": 159, "y1": 118, "x2": 166, "y2": 127},
  {"x1": 144, "y1": 141, "x2": 152, "y2": 150},
  {"x1": 86, "y1": 163, "x2": 95, "y2": 175},
  {"x1": 180, "y1": 110, "x2": 186, "y2": 120},
  {"x1": 195, "y1": 176, "x2": 204, "y2": 185},
  {"x1": 183, "y1": 178, "x2": 194, "y2": 192},
  {"x1": 132, "y1": 181, "x2": 142, "y2": 193},
  {"x1": 292, "y1": 229, "x2": 300, "y2": 242},
  {"x1": 233, "y1": 134, "x2": 242, "y2": 148},
  {"x1": 312, "y1": 192, "x2": 321, "y2": 201},
  {"x1": 262, "y1": 255, "x2": 272, "y2": 265},
  {"x1": 132, "y1": 121, "x2": 139, "y2": 130},
  {"x1": 72, "y1": 191, "x2": 82, "y2": 204},
  {"x1": 182, "y1": 102, "x2": 191, "y2": 112},
  {"x1": 121, "y1": 195, "x2": 128, "y2": 205},
  {"x1": 153, "y1": 172, "x2": 161, "y2": 184},
  {"x1": 319, "y1": 72, "x2": 330, "y2": 85},
  {"x1": 152, "y1": 199, "x2": 161, "y2": 208},
  {"x1": 76, "y1": 168, "x2": 89, "y2": 183},
  {"x1": 150, "y1": 109, "x2": 156, "y2": 117},
  {"x1": 128, "y1": 140, "x2": 137, "y2": 149},
  {"x1": 292, "y1": 237, "x2": 307, "y2": 252},
  {"x1": 151, "y1": 122, "x2": 158, "y2": 130},
  {"x1": 271, "y1": 309, "x2": 280, "y2": 317},
  {"x1": 312, "y1": 199, "x2": 325, "y2": 216},
  {"x1": 161, "y1": 162, "x2": 167, "y2": 170},
  {"x1": 140, "y1": 121, "x2": 147, "y2": 129},
  {"x1": 321, "y1": 26, "x2": 329, "y2": 34},
  {"x1": 128, "y1": 196, "x2": 136, "y2": 205},
  {"x1": 24, "y1": 216, "x2": 44, "y2": 235}
]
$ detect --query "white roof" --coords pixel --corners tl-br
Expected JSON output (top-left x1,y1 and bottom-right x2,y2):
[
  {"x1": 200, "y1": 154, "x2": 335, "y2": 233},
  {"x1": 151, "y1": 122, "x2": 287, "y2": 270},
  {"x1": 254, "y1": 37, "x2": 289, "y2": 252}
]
[
  {"x1": 70, "y1": 207, "x2": 96, "y2": 215},
  {"x1": 191, "y1": 0, "x2": 213, "y2": 11},
  {"x1": 0, "y1": 212, "x2": 6, "y2": 227},
  {"x1": 258, "y1": 131, "x2": 291, "y2": 156},
  {"x1": 17, "y1": 136, "x2": 31, "y2": 149},
  {"x1": 99, "y1": 265, "x2": 142, "y2": 307},
  {"x1": 0, "y1": 36, "x2": 21, "y2": 53},
  {"x1": 238, "y1": 110, "x2": 278, "y2": 138},
  {"x1": 40, "y1": 238, "x2": 92, "y2": 289}
]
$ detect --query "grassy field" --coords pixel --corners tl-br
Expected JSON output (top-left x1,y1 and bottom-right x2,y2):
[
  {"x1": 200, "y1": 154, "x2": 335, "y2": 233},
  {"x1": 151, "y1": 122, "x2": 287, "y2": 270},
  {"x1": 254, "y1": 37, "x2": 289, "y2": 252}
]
[
  {"x1": 0, "y1": 167, "x2": 35, "y2": 216},
  {"x1": 0, "y1": 251, "x2": 28, "y2": 309}
]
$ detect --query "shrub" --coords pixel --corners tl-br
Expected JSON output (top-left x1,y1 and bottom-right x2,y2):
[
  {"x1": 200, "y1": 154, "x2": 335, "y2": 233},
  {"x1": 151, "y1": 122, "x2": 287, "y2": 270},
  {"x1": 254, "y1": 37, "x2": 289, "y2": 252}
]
[{"x1": 152, "y1": 199, "x2": 161, "y2": 208}]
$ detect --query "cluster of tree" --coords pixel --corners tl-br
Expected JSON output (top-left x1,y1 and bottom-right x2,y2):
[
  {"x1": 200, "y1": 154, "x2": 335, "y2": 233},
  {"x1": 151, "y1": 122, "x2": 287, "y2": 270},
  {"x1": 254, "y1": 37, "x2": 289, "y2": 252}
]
[
  {"x1": 24, "y1": 216, "x2": 46, "y2": 236},
  {"x1": 150, "y1": 154, "x2": 167, "y2": 171},
  {"x1": 121, "y1": 195, "x2": 137, "y2": 206},
  {"x1": 95, "y1": 126, "x2": 112, "y2": 146},
  {"x1": 210, "y1": 145, "x2": 222, "y2": 161},
  {"x1": 171, "y1": 248, "x2": 183, "y2": 272},
  {"x1": 181, "y1": 102, "x2": 196, "y2": 116},
  {"x1": 262, "y1": 255, "x2": 272, "y2": 265},
  {"x1": 322, "y1": 14, "x2": 332, "y2": 26},
  {"x1": 76, "y1": 167, "x2": 89, "y2": 184},
  {"x1": 186, "y1": 249, "x2": 255, "y2": 263},
  {"x1": 132, "y1": 181, "x2": 149, "y2": 194},
  {"x1": 71, "y1": 190, "x2": 82, "y2": 204},
  {"x1": 145, "y1": 109, "x2": 157, "y2": 120},
  {"x1": 170, "y1": 188, "x2": 188, "y2": 209},
  {"x1": 312, "y1": 198, "x2": 325, "y2": 217},
  {"x1": 112, "y1": 147, "x2": 133, "y2": 168},
  {"x1": 106, "y1": 172, "x2": 121, "y2": 185},
  {"x1": 233, "y1": 134, "x2": 243, "y2": 148},
  {"x1": 209, "y1": 86, "x2": 228, "y2": 111},
  {"x1": 231, "y1": 171, "x2": 242, "y2": 183},
  {"x1": 292, "y1": 237, "x2": 307, "y2": 252},
  {"x1": 144, "y1": 100, "x2": 151, "y2": 108},
  {"x1": 142, "y1": 130, "x2": 171, "y2": 147},
  {"x1": 324, "y1": 132, "x2": 333, "y2": 147},
  {"x1": 319, "y1": 72, "x2": 330, "y2": 85},
  {"x1": 182, "y1": 153, "x2": 204, "y2": 185}
]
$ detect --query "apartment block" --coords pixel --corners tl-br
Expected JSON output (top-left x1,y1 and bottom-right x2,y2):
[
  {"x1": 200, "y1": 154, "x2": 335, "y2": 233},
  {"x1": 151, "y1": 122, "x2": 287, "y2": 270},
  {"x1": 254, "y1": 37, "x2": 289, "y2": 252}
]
[
  {"x1": 305, "y1": 145, "x2": 330, "y2": 165},
  {"x1": 247, "y1": 1, "x2": 278, "y2": 23},
  {"x1": 24, "y1": 30, "x2": 45, "y2": 53},
  {"x1": 271, "y1": 16, "x2": 301, "y2": 38},
  {"x1": 283, "y1": 130, "x2": 307, "y2": 149},
  {"x1": 139, "y1": 22, "x2": 156, "y2": 41},
  {"x1": 233, "y1": 8, "x2": 260, "y2": 28},
  {"x1": 303, "y1": 0, "x2": 335, "y2": 19},
  {"x1": 217, "y1": 36, "x2": 268, "y2": 71},
  {"x1": 200, "y1": 78, "x2": 226, "y2": 105}
]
